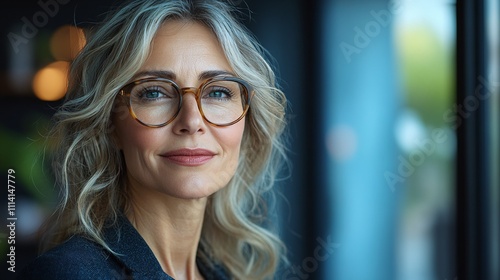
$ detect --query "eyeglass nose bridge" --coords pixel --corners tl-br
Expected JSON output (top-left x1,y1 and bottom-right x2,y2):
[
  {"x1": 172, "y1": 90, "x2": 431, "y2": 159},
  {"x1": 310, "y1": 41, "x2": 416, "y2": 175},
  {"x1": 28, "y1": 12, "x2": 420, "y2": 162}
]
[
  {"x1": 176, "y1": 86, "x2": 204, "y2": 109},
  {"x1": 179, "y1": 87, "x2": 200, "y2": 97},
  {"x1": 173, "y1": 86, "x2": 207, "y2": 122}
]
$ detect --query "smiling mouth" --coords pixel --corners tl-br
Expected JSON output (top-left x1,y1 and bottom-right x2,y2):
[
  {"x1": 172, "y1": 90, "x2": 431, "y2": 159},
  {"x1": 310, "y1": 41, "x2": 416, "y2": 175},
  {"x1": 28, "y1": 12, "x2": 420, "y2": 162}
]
[{"x1": 160, "y1": 149, "x2": 215, "y2": 166}]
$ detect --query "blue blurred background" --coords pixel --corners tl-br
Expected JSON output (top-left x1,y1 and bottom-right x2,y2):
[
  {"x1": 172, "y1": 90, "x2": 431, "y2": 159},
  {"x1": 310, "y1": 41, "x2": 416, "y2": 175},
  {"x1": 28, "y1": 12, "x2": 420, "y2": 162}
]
[{"x1": 1, "y1": 0, "x2": 498, "y2": 279}]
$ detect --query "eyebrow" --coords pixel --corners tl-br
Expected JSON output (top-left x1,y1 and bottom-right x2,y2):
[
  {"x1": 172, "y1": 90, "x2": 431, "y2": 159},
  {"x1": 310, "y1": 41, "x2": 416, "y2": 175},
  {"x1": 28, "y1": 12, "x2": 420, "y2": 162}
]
[{"x1": 131, "y1": 70, "x2": 236, "y2": 81}]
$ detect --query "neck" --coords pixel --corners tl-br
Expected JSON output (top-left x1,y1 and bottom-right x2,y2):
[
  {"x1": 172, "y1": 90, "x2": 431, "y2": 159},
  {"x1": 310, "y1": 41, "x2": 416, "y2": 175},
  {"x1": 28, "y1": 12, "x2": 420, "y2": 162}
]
[{"x1": 125, "y1": 187, "x2": 207, "y2": 280}]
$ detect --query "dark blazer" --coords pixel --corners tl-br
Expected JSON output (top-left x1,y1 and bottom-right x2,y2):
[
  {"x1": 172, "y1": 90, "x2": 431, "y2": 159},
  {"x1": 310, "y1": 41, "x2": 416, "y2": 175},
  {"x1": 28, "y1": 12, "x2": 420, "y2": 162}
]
[{"x1": 17, "y1": 214, "x2": 229, "y2": 280}]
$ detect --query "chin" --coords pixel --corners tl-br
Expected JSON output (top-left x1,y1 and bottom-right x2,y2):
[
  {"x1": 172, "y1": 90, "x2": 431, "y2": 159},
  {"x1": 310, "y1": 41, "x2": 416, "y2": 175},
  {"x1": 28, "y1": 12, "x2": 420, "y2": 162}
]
[
  {"x1": 164, "y1": 182, "x2": 226, "y2": 200},
  {"x1": 164, "y1": 173, "x2": 230, "y2": 197}
]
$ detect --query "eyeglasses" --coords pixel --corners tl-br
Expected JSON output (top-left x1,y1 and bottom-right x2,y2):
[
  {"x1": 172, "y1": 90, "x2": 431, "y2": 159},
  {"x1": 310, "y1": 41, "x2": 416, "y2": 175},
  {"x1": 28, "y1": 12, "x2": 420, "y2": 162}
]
[{"x1": 118, "y1": 76, "x2": 253, "y2": 127}]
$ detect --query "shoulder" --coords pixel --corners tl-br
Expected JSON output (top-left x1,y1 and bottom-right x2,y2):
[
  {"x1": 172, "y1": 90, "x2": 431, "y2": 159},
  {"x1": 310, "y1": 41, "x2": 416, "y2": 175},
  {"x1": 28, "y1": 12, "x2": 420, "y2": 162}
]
[{"x1": 17, "y1": 235, "x2": 129, "y2": 280}]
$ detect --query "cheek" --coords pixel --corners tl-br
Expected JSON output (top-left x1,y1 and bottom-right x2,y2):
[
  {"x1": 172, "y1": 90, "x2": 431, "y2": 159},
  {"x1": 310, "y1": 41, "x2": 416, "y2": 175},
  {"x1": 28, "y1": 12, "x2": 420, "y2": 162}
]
[
  {"x1": 218, "y1": 121, "x2": 246, "y2": 161},
  {"x1": 114, "y1": 117, "x2": 162, "y2": 160},
  {"x1": 206, "y1": 123, "x2": 245, "y2": 191}
]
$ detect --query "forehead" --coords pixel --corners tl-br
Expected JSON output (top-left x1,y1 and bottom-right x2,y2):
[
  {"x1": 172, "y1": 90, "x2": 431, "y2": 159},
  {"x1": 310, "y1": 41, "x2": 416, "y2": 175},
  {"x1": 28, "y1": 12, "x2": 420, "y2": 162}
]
[{"x1": 138, "y1": 20, "x2": 233, "y2": 82}]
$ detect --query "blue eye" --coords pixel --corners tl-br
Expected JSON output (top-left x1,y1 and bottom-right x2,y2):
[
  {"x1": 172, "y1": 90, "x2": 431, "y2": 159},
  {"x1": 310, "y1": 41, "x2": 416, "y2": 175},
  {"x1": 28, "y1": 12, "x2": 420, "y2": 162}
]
[
  {"x1": 209, "y1": 90, "x2": 229, "y2": 98},
  {"x1": 143, "y1": 90, "x2": 165, "y2": 99},
  {"x1": 204, "y1": 86, "x2": 234, "y2": 100}
]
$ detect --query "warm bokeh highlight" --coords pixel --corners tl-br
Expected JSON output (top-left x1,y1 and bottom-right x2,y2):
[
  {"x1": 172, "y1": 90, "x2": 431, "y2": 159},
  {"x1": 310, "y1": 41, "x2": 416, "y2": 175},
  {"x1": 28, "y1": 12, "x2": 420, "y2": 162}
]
[
  {"x1": 50, "y1": 25, "x2": 86, "y2": 61},
  {"x1": 32, "y1": 61, "x2": 69, "y2": 101}
]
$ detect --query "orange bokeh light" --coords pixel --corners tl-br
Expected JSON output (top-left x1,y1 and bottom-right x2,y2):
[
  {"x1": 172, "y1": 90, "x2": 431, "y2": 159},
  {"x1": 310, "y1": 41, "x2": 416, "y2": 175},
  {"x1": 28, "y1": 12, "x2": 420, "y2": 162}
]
[
  {"x1": 50, "y1": 25, "x2": 86, "y2": 61},
  {"x1": 32, "y1": 61, "x2": 69, "y2": 101}
]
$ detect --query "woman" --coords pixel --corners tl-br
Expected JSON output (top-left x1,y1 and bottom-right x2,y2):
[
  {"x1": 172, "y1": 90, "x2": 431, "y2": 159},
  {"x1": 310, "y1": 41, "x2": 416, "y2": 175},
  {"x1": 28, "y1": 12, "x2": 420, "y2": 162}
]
[{"x1": 18, "y1": 0, "x2": 288, "y2": 279}]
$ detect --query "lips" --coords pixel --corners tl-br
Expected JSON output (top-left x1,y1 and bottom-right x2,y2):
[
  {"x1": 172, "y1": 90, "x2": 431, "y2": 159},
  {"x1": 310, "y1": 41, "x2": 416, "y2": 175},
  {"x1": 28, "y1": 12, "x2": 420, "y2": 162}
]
[{"x1": 160, "y1": 148, "x2": 215, "y2": 166}]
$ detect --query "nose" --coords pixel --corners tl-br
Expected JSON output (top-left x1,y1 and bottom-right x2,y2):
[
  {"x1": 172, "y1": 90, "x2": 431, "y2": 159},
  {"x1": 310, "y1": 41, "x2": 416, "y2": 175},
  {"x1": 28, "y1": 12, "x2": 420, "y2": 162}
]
[{"x1": 171, "y1": 89, "x2": 205, "y2": 135}]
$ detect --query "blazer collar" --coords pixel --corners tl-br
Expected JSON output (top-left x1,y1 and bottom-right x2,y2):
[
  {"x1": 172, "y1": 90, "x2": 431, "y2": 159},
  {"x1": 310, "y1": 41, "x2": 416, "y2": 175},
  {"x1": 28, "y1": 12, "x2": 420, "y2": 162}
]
[
  {"x1": 103, "y1": 213, "x2": 174, "y2": 279},
  {"x1": 102, "y1": 213, "x2": 229, "y2": 280}
]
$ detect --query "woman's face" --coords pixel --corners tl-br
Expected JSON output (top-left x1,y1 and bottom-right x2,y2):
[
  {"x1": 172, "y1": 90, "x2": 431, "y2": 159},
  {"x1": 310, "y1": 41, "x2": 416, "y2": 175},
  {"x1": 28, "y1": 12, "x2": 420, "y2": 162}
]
[{"x1": 114, "y1": 20, "x2": 245, "y2": 200}]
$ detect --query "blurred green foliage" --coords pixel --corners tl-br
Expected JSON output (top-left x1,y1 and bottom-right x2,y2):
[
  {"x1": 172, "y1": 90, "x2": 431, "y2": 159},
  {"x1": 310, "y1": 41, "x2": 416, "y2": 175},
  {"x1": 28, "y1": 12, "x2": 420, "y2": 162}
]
[
  {"x1": 0, "y1": 115, "x2": 55, "y2": 202},
  {"x1": 396, "y1": 26, "x2": 455, "y2": 126}
]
